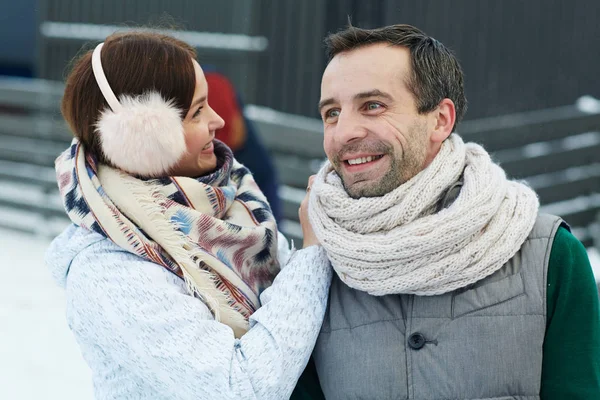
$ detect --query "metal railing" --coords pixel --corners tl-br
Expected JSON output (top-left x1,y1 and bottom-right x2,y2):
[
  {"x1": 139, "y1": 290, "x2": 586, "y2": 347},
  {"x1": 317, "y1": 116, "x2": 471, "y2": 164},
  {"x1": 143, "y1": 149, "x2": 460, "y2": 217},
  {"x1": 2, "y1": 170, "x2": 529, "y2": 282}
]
[{"x1": 1, "y1": 76, "x2": 599, "y2": 248}]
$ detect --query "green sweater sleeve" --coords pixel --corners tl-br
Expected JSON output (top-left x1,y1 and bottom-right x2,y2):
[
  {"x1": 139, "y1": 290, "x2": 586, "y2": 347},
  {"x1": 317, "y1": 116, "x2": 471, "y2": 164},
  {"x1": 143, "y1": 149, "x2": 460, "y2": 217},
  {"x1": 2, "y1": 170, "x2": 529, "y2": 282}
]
[
  {"x1": 290, "y1": 357, "x2": 326, "y2": 400},
  {"x1": 541, "y1": 226, "x2": 600, "y2": 399}
]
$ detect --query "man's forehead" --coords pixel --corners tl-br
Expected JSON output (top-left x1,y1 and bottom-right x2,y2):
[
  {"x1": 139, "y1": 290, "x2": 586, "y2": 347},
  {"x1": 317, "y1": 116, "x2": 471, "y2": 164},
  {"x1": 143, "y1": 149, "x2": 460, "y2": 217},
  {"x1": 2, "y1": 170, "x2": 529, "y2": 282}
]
[
  {"x1": 327, "y1": 44, "x2": 408, "y2": 70},
  {"x1": 321, "y1": 44, "x2": 410, "y2": 99}
]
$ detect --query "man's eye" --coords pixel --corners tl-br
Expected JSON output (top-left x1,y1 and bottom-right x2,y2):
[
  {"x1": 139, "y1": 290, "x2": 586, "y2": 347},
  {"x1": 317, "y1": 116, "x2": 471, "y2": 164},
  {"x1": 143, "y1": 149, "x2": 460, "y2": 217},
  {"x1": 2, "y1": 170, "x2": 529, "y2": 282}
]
[
  {"x1": 325, "y1": 109, "x2": 340, "y2": 119},
  {"x1": 366, "y1": 102, "x2": 382, "y2": 110}
]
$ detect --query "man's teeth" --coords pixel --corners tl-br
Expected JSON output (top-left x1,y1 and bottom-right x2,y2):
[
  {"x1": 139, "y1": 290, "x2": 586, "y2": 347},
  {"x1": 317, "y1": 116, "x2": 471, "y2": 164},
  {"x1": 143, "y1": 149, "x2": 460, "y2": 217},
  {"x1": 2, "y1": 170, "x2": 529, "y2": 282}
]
[
  {"x1": 347, "y1": 155, "x2": 381, "y2": 165},
  {"x1": 202, "y1": 142, "x2": 212, "y2": 150}
]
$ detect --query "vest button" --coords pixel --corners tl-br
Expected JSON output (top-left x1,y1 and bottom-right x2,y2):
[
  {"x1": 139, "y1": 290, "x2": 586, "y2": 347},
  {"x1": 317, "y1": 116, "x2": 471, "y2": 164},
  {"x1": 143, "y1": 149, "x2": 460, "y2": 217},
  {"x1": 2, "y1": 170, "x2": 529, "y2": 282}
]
[{"x1": 408, "y1": 333, "x2": 426, "y2": 350}]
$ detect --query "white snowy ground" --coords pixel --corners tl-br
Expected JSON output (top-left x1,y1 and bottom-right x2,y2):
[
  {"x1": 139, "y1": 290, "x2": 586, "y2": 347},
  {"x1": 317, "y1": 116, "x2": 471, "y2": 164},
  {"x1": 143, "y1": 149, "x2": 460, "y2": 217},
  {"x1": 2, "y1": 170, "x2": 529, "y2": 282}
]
[
  {"x1": 0, "y1": 226, "x2": 93, "y2": 400},
  {"x1": 0, "y1": 226, "x2": 599, "y2": 400}
]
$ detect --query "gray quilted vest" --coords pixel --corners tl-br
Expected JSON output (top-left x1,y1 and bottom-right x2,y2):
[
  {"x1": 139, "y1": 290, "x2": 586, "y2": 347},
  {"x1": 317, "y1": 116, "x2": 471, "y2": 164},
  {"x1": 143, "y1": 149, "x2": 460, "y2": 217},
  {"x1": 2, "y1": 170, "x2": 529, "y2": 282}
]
[{"x1": 314, "y1": 212, "x2": 563, "y2": 400}]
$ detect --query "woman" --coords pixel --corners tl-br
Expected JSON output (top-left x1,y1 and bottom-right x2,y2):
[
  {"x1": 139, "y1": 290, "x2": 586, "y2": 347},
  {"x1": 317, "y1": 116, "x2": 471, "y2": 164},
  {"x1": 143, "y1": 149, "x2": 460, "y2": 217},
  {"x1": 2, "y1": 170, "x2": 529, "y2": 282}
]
[{"x1": 45, "y1": 30, "x2": 329, "y2": 400}]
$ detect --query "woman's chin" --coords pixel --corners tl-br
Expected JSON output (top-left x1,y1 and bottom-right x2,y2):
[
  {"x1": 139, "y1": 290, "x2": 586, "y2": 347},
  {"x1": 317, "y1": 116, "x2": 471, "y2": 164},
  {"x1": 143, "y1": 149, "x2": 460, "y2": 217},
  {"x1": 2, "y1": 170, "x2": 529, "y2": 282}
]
[
  {"x1": 170, "y1": 154, "x2": 217, "y2": 177},
  {"x1": 196, "y1": 154, "x2": 218, "y2": 174}
]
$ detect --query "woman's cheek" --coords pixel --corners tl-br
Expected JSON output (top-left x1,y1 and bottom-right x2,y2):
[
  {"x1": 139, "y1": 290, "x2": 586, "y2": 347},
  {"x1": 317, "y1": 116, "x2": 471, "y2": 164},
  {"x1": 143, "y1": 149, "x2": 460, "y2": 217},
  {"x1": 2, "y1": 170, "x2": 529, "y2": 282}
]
[{"x1": 184, "y1": 129, "x2": 202, "y2": 152}]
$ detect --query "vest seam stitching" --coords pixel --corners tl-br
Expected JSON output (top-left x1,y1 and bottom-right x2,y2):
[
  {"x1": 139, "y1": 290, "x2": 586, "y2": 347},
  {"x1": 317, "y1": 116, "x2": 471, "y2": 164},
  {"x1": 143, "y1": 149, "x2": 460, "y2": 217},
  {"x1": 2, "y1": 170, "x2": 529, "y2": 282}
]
[
  {"x1": 407, "y1": 295, "x2": 415, "y2": 399},
  {"x1": 416, "y1": 313, "x2": 545, "y2": 318},
  {"x1": 452, "y1": 292, "x2": 527, "y2": 319},
  {"x1": 542, "y1": 217, "x2": 563, "y2": 330},
  {"x1": 527, "y1": 235, "x2": 553, "y2": 240},
  {"x1": 412, "y1": 396, "x2": 540, "y2": 400},
  {"x1": 320, "y1": 312, "x2": 545, "y2": 333},
  {"x1": 320, "y1": 317, "x2": 405, "y2": 333},
  {"x1": 451, "y1": 268, "x2": 526, "y2": 319}
]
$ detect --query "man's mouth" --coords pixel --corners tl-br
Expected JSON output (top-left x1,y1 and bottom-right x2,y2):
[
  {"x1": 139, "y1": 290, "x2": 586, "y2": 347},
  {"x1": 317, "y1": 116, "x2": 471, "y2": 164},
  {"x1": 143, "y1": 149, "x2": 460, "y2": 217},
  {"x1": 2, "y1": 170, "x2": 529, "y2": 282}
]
[{"x1": 345, "y1": 155, "x2": 384, "y2": 166}]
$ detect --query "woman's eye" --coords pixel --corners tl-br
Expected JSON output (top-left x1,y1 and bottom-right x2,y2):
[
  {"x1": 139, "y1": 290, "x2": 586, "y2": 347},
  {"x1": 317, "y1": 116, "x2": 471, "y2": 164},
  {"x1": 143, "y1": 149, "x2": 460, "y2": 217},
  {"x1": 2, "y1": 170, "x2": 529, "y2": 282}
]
[{"x1": 193, "y1": 107, "x2": 203, "y2": 118}]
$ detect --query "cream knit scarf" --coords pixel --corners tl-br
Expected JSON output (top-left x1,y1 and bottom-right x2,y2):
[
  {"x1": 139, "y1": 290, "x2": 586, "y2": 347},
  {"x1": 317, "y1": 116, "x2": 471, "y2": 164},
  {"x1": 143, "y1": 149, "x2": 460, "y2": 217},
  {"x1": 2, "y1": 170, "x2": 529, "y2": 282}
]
[{"x1": 308, "y1": 134, "x2": 539, "y2": 296}]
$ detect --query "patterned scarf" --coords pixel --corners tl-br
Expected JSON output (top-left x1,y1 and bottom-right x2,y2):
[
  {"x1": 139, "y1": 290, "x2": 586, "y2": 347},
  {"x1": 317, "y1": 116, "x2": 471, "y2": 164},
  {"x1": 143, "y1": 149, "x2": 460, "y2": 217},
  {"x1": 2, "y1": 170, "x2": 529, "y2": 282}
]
[{"x1": 56, "y1": 139, "x2": 280, "y2": 337}]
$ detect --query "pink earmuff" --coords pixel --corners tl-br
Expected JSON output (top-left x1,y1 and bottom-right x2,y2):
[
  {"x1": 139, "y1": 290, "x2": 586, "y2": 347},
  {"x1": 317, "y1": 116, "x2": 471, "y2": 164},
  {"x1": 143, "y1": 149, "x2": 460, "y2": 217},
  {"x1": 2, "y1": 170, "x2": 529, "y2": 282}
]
[{"x1": 91, "y1": 42, "x2": 187, "y2": 177}]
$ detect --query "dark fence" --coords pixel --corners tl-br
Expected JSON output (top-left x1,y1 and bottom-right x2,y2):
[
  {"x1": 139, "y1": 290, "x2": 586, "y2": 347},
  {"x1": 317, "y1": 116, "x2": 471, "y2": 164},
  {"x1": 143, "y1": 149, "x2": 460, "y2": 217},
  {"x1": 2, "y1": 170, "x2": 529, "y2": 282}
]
[
  {"x1": 36, "y1": 0, "x2": 266, "y2": 105},
  {"x1": 259, "y1": 0, "x2": 600, "y2": 118},
  {"x1": 35, "y1": 0, "x2": 600, "y2": 120},
  {"x1": 0, "y1": 76, "x2": 599, "y2": 247}
]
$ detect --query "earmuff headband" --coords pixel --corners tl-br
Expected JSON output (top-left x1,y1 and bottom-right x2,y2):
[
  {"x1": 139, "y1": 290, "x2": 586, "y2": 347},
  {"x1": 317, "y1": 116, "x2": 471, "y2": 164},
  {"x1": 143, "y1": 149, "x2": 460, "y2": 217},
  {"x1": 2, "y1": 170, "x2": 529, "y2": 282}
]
[
  {"x1": 92, "y1": 42, "x2": 123, "y2": 113},
  {"x1": 90, "y1": 41, "x2": 187, "y2": 177}
]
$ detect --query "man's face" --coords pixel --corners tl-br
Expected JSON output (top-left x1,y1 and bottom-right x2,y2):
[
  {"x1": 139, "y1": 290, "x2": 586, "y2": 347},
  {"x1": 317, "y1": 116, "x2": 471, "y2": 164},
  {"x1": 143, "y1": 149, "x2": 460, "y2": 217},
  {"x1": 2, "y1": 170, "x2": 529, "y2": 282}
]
[{"x1": 319, "y1": 44, "x2": 433, "y2": 198}]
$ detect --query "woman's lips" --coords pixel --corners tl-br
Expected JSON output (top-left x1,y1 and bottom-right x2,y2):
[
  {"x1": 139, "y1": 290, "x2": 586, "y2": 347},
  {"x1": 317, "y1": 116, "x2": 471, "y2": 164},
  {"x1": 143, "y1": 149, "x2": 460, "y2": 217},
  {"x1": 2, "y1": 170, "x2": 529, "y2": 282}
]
[{"x1": 200, "y1": 141, "x2": 214, "y2": 154}]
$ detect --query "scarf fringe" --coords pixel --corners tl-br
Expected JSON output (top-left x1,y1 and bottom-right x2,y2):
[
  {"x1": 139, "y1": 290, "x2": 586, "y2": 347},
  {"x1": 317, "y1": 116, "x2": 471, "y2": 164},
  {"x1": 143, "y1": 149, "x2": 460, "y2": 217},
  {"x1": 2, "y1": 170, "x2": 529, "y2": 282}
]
[
  {"x1": 58, "y1": 139, "x2": 279, "y2": 339},
  {"x1": 98, "y1": 166, "x2": 250, "y2": 337}
]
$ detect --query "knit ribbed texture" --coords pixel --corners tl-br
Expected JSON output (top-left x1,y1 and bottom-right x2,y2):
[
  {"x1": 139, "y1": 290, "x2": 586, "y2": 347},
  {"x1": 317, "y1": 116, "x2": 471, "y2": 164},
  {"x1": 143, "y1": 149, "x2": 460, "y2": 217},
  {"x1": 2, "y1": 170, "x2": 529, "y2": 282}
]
[{"x1": 308, "y1": 134, "x2": 540, "y2": 296}]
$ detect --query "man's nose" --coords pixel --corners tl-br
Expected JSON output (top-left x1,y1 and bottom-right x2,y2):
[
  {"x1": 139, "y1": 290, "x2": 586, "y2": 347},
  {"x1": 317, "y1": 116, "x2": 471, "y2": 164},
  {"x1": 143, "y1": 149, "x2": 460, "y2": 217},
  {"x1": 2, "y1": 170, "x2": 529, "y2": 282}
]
[{"x1": 334, "y1": 111, "x2": 368, "y2": 144}]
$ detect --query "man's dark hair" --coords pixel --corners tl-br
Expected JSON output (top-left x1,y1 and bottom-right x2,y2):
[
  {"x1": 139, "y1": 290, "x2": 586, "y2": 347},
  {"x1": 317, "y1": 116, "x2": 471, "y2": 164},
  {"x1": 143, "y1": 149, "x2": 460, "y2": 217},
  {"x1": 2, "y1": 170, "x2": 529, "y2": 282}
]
[{"x1": 325, "y1": 24, "x2": 467, "y2": 131}]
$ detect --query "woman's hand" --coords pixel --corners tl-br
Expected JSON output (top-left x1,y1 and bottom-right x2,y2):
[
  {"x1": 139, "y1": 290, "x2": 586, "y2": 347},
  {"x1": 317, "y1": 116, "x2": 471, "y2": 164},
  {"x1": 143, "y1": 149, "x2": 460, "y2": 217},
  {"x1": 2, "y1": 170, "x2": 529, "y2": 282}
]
[{"x1": 298, "y1": 175, "x2": 319, "y2": 248}]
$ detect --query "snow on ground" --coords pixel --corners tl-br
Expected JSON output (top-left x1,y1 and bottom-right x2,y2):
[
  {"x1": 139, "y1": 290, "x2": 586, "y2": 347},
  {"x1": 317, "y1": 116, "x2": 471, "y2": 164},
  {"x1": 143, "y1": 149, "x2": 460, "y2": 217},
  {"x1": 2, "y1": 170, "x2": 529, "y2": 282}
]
[
  {"x1": 0, "y1": 226, "x2": 93, "y2": 400},
  {"x1": 0, "y1": 225, "x2": 599, "y2": 400}
]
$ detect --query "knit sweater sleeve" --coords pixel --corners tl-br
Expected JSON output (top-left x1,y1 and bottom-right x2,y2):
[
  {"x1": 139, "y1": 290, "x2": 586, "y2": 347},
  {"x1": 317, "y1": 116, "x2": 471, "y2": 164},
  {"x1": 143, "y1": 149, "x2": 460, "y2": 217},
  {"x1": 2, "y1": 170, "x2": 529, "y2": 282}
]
[
  {"x1": 64, "y1": 237, "x2": 331, "y2": 400},
  {"x1": 541, "y1": 226, "x2": 600, "y2": 399}
]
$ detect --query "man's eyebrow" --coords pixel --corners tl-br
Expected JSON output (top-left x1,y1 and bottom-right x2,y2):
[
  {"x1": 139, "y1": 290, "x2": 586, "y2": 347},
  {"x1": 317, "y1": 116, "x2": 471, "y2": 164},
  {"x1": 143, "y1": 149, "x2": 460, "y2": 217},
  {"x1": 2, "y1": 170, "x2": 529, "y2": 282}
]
[
  {"x1": 318, "y1": 97, "x2": 336, "y2": 113},
  {"x1": 318, "y1": 89, "x2": 394, "y2": 113},
  {"x1": 354, "y1": 89, "x2": 394, "y2": 101}
]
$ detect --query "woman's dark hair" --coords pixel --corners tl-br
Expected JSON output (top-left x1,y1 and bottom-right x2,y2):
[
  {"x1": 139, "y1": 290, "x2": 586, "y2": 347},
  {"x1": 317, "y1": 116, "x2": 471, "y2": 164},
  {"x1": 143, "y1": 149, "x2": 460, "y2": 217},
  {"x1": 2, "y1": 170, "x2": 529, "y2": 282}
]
[{"x1": 61, "y1": 31, "x2": 197, "y2": 163}]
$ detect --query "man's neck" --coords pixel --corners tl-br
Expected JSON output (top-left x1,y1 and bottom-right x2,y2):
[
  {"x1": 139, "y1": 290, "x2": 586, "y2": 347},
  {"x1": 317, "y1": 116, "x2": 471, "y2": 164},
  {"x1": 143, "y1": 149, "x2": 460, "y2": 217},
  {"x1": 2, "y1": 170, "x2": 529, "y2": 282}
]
[{"x1": 423, "y1": 141, "x2": 443, "y2": 169}]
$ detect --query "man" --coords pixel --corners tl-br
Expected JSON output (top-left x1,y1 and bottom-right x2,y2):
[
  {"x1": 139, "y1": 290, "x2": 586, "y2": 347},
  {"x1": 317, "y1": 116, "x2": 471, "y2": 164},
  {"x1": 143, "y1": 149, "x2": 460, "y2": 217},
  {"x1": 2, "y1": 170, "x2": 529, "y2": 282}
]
[{"x1": 304, "y1": 24, "x2": 600, "y2": 399}]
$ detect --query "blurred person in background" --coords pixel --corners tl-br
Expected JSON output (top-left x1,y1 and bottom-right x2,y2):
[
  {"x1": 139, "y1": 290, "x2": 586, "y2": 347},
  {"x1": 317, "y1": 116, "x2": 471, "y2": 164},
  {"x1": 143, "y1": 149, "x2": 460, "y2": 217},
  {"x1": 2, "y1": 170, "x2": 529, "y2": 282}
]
[
  {"x1": 44, "y1": 30, "x2": 329, "y2": 400},
  {"x1": 204, "y1": 70, "x2": 282, "y2": 223},
  {"x1": 305, "y1": 23, "x2": 600, "y2": 399}
]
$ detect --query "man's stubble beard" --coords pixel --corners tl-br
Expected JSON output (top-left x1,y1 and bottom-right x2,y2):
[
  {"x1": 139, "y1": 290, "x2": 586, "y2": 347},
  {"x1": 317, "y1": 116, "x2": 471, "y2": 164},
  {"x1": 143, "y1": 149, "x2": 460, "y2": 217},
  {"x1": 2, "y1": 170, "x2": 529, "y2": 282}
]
[{"x1": 333, "y1": 122, "x2": 429, "y2": 199}]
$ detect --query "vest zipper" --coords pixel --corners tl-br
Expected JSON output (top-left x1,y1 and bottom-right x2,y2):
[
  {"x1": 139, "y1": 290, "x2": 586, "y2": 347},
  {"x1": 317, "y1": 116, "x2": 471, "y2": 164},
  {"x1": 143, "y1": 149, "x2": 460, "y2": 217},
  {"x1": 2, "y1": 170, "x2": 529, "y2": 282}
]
[{"x1": 405, "y1": 294, "x2": 415, "y2": 399}]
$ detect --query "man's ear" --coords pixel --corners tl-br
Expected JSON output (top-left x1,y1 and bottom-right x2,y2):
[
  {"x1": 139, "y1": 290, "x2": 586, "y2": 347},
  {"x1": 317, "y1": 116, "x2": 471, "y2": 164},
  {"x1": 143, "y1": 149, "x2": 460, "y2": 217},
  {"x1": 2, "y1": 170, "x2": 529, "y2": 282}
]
[{"x1": 431, "y1": 98, "x2": 456, "y2": 143}]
